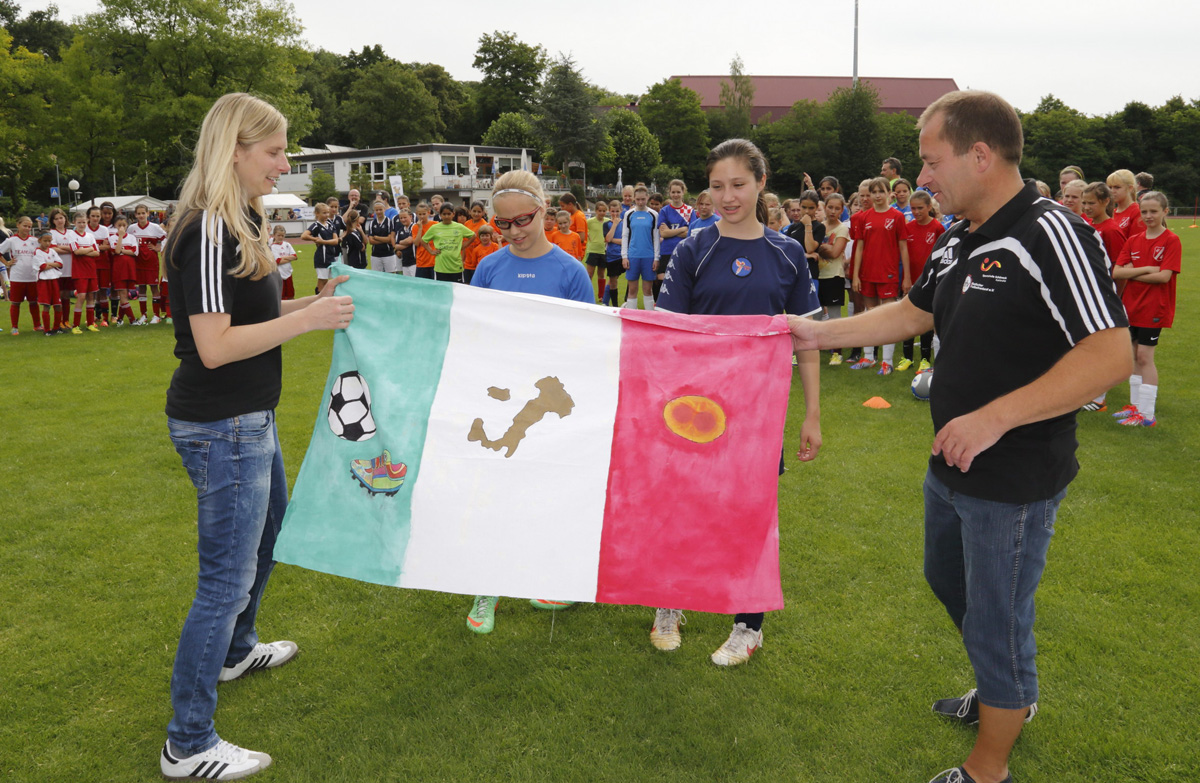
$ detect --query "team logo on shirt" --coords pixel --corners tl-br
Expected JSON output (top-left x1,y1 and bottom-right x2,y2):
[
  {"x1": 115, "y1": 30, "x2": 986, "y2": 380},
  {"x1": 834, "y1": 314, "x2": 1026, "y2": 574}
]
[
  {"x1": 885, "y1": 219, "x2": 895, "y2": 230},
  {"x1": 980, "y1": 258, "x2": 1001, "y2": 272},
  {"x1": 1153, "y1": 246, "x2": 1165, "y2": 261},
  {"x1": 962, "y1": 274, "x2": 972, "y2": 293},
  {"x1": 731, "y1": 258, "x2": 753, "y2": 277}
]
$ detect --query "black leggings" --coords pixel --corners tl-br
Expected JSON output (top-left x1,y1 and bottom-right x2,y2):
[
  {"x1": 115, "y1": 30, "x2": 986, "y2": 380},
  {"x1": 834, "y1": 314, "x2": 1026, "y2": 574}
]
[
  {"x1": 735, "y1": 613, "x2": 764, "y2": 631},
  {"x1": 903, "y1": 330, "x2": 934, "y2": 361}
]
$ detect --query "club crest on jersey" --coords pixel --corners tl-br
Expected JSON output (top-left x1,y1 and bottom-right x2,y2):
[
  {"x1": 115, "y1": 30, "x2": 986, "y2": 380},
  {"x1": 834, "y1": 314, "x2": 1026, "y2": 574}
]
[
  {"x1": 980, "y1": 258, "x2": 1001, "y2": 272},
  {"x1": 1153, "y1": 246, "x2": 1165, "y2": 261},
  {"x1": 731, "y1": 257, "x2": 753, "y2": 277},
  {"x1": 885, "y1": 218, "x2": 895, "y2": 230},
  {"x1": 962, "y1": 274, "x2": 972, "y2": 293}
]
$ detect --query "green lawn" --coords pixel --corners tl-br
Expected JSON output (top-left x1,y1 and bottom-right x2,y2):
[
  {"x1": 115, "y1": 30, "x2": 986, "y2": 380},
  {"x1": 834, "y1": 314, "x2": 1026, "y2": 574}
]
[{"x1": 1, "y1": 222, "x2": 1197, "y2": 782}]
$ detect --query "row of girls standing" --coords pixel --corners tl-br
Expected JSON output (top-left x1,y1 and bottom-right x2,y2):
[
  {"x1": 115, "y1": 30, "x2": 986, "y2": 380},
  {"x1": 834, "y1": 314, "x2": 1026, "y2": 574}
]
[{"x1": 2, "y1": 204, "x2": 167, "y2": 335}]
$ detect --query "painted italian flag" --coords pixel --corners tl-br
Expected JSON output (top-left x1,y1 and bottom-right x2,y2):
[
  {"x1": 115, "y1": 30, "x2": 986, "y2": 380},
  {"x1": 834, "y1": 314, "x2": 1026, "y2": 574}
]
[{"x1": 274, "y1": 263, "x2": 795, "y2": 613}]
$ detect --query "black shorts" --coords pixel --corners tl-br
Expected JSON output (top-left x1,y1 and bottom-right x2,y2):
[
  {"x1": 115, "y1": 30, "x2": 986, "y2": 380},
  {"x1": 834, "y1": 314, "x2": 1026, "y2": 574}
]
[
  {"x1": 415, "y1": 266, "x2": 435, "y2": 280},
  {"x1": 1129, "y1": 326, "x2": 1162, "y2": 346},
  {"x1": 585, "y1": 252, "x2": 606, "y2": 268},
  {"x1": 434, "y1": 271, "x2": 463, "y2": 284},
  {"x1": 657, "y1": 254, "x2": 672, "y2": 276},
  {"x1": 818, "y1": 277, "x2": 845, "y2": 307},
  {"x1": 605, "y1": 258, "x2": 624, "y2": 278}
]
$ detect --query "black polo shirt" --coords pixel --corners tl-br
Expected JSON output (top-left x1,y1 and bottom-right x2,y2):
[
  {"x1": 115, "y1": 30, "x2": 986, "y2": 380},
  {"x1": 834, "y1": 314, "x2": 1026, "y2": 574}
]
[{"x1": 907, "y1": 181, "x2": 1127, "y2": 503}]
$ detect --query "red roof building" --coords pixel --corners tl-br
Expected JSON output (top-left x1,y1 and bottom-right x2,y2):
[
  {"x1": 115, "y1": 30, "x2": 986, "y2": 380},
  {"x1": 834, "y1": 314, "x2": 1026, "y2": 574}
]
[{"x1": 671, "y1": 75, "x2": 960, "y2": 123}]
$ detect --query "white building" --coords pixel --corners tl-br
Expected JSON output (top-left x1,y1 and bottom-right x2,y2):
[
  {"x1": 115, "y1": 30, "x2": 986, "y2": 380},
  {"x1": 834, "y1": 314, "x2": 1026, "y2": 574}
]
[{"x1": 276, "y1": 143, "x2": 563, "y2": 207}]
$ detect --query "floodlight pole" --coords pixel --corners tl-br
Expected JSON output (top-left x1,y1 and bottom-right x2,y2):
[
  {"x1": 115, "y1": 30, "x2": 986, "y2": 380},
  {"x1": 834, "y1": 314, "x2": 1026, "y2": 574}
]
[{"x1": 853, "y1": 0, "x2": 859, "y2": 89}]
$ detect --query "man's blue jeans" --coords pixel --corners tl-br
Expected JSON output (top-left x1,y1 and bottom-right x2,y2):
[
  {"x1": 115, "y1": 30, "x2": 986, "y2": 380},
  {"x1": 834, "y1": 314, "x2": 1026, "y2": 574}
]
[
  {"x1": 923, "y1": 469, "x2": 1064, "y2": 710},
  {"x1": 166, "y1": 410, "x2": 287, "y2": 754}
]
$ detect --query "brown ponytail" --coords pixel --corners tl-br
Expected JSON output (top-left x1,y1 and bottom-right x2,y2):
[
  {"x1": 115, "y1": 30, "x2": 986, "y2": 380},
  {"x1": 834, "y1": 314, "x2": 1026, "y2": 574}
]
[{"x1": 706, "y1": 138, "x2": 772, "y2": 227}]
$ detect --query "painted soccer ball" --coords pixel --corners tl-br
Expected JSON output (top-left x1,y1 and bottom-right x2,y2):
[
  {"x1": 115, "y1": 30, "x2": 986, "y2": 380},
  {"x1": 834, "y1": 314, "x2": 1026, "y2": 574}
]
[
  {"x1": 328, "y1": 371, "x2": 376, "y2": 441},
  {"x1": 911, "y1": 369, "x2": 933, "y2": 401}
]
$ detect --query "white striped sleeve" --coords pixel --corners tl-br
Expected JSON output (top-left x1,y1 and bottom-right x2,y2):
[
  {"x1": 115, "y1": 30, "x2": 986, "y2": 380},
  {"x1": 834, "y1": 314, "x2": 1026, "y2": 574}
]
[
  {"x1": 180, "y1": 211, "x2": 232, "y2": 317},
  {"x1": 1035, "y1": 210, "x2": 1122, "y2": 341}
]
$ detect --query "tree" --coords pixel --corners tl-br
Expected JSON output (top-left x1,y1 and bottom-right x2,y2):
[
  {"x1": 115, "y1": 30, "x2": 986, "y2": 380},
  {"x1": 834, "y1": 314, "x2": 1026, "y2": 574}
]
[
  {"x1": 386, "y1": 159, "x2": 425, "y2": 202},
  {"x1": 78, "y1": 0, "x2": 316, "y2": 195},
  {"x1": 306, "y1": 167, "x2": 337, "y2": 203},
  {"x1": 342, "y1": 61, "x2": 440, "y2": 148},
  {"x1": 534, "y1": 55, "x2": 606, "y2": 175},
  {"x1": 410, "y1": 62, "x2": 470, "y2": 141},
  {"x1": 603, "y1": 109, "x2": 660, "y2": 185},
  {"x1": 481, "y1": 112, "x2": 541, "y2": 155},
  {"x1": 824, "y1": 82, "x2": 883, "y2": 187},
  {"x1": 473, "y1": 31, "x2": 548, "y2": 130},
  {"x1": 717, "y1": 55, "x2": 755, "y2": 140},
  {"x1": 639, "y1": 78, "x2": 709, "y2": 186},
  {"x1": 759, "y1": 100, "x2": 832, "y2": 195},
  {"x1": 875, "y1": 110, "x2": 921, "y2": 187},
  {"x1": 2, "y1": 2, "x2": 72, "y2": 60},
  {"x1": 0, "y1": 26, "x2": 50, "y2": 214}
]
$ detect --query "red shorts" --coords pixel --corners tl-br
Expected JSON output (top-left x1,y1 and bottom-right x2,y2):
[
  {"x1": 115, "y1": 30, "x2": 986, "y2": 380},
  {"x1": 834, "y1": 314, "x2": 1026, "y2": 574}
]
[
  {"x1": 113, "y1": 255, "x2": 137, "y2": 286},
  {"x1": 74, "y1": 276, "x2": 99, "y2": 295},
  {"x1": 36, "y1": 279, "x2": 60, "y2": 305},
  {"x1": 97, "y1": 265, "x2": 112, "y2": 289},
  {"x1": 281, "y1": 277, "x2": 295, "y2": 300},
  {"x1": 58, "y1": 277, "x2": 73, "y2": 297},
  {"x1": 136, "y1": 260, "x2": 159, "y2": 286},
  {"x1": 860, "y1": 280, "x2": 899, "y2": 300},
  {"x1": 8, "y1": 280, "x2": 36, "y2": 303}
]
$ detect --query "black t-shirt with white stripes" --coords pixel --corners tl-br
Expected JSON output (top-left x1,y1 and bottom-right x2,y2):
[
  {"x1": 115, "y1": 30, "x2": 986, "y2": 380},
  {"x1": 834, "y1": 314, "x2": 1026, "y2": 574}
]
[
  {"x1": 907, "y1": 180, "x2": 1127, "y2": 503},
  {"x1": 165, "y1": 209, "x2": 282, "y2": 422}
]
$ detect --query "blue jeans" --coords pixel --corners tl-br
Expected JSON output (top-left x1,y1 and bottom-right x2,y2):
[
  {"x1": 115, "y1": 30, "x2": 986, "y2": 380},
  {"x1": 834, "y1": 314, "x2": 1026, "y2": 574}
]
[
  {"x1": 923, "y1": 469, "x2": 1064, "y2": 710},
  {"x1": 166, "y1": 410, "x2": 287, "y2": 754}
]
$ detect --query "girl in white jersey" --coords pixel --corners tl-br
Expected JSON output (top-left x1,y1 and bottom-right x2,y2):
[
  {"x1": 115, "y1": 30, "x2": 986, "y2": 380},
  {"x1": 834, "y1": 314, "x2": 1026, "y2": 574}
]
[
  {"x1": 48, "y1": 208, "x2": 74, "y2": 322},
  {"x1": 0, "y1": 216, "x2": 40, "y2": 334}
]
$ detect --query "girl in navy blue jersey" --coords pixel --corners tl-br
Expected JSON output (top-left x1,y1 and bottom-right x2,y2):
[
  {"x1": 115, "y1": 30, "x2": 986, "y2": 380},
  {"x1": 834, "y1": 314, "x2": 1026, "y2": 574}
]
[{"x1": 653, "y1": 138, "x2": 822, "y2": 667}]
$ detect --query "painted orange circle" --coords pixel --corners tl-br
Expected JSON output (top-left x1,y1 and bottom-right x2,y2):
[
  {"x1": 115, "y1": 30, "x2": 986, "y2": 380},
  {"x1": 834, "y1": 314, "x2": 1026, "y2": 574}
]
[{"x1": 663, "y1": 396, "x2": 727, "y2": 443}]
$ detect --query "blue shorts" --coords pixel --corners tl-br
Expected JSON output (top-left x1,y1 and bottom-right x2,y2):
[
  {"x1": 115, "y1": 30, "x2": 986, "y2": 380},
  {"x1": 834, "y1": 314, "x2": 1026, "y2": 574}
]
[{"x1": 625, "y1": 257, "x2": 655, "y2": 282}]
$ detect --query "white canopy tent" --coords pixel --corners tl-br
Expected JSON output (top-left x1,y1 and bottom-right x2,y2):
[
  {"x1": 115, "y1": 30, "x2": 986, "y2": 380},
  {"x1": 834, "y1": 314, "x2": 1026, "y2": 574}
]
[
  {"x1": 261, "y1": 193, "x2": 307, "y2": 211},
  {"x1": 70, "y1": 195, "x2": 170, "y2": 213},
  {"x1": 263, "y1": 192, "x2": 314, "y2": 236}
]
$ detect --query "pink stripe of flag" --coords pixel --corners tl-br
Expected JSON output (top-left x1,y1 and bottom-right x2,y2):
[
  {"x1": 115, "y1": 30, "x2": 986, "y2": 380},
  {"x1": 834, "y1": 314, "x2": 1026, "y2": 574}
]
[{"x1": 595, "y1": 310, "x2": 793, "y2": 614}]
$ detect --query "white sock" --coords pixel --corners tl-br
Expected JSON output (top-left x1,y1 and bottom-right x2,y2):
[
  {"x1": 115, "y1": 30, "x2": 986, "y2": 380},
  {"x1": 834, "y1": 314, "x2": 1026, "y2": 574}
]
[
  {"x1": 1138, "y1": 384, "x2": 1157, "y2": 419},
  {"x1": 864, "y1": 346, "x2": 875, "y2": 361},
  {"x1": 646, "y1": 297, "x2": 655, "y2": 311},
  {"x1": 1129, "y1": 375, "x2": 1142, "y2": 410},
  {"x1": 882, "y1": 344, "x2": 895, "y2": 364}
]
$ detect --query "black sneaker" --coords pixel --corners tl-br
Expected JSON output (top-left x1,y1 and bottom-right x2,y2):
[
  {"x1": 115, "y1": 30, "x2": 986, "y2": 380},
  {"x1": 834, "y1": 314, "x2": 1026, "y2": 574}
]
[
  {"x1": 932, "y1": 688, "x2": 1037, "y2": 726},
  {"x1": 928, "y1": 767, "x2": 1011, "y2": 783}
]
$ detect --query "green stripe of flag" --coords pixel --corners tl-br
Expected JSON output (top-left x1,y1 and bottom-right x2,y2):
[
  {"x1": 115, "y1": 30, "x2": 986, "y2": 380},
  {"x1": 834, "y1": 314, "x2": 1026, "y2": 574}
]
[{"x1": 276, "y1": 264, "x2": 453, "y2": 586}]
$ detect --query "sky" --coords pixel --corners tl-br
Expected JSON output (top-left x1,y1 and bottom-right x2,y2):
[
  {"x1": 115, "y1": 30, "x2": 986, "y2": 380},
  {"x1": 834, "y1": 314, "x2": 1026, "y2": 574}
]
[{"x1": 51, "y1": 0, "x2": 1199, "y2": 117}]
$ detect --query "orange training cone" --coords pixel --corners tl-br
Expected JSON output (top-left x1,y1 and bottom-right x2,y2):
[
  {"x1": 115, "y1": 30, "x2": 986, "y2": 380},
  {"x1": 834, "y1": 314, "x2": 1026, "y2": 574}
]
[{"x1": 862, "y1": 396, "x2": 892, "y2": 409}]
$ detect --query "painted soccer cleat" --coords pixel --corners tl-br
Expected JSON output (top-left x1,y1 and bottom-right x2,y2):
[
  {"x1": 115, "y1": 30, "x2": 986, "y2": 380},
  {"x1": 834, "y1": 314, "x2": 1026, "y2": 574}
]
[{"x1": 351, "y1": 449, "x2": 408, "y2": 496}]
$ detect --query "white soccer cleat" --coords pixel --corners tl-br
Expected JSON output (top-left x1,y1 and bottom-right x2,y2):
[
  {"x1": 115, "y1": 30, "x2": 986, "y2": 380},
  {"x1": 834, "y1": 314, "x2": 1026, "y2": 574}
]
[
  {"x1": 150, "y1": 315, "x2": 163, "y2": 324},
  {"x1": 710, "y1": 622, "x2": 762, "y2": 666},
  {"x1": 650, "y1": 608, "x2": 685, "y2": 651},
  {"x1": 160, "y1": 739, "x2": 271, "y2": 780},
  {"x1": 218, "y1": 640, "x2": 298, "y2": 682}
]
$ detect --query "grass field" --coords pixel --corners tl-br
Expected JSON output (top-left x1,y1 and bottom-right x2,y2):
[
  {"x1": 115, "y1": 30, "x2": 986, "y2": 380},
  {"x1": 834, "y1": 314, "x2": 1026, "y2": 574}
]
[{"x1": 1, "y1": 221, "x2": 1197, "y2": 782}]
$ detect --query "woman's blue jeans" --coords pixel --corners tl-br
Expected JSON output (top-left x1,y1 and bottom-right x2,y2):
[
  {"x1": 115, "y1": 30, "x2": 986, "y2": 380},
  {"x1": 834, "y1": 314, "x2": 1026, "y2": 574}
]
[{"x1": 166, "y1": 410, "x2": 287, "y2": 755}]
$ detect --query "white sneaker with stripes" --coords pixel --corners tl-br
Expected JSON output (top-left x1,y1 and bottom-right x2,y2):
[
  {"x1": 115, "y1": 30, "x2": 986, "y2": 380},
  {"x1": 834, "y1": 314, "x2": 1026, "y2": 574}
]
[
  {"x1": 217, "y1": 640, "x2": 298, "y2": 683},
  {"x1": 160, "y1": 739, "x2": 271, "y2": 780}
]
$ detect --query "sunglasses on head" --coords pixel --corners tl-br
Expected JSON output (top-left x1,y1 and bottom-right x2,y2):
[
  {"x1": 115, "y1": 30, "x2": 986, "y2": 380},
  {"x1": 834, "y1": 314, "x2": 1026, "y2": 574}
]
[{"x1": 492, "y1": 206, "x2": 541, "y2": 230}]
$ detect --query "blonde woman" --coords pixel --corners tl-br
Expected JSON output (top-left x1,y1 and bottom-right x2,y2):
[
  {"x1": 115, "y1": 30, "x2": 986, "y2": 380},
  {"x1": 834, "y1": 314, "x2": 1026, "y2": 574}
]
[{"x1": 160, "y1": 93, "x2": 354, "y2": 781}]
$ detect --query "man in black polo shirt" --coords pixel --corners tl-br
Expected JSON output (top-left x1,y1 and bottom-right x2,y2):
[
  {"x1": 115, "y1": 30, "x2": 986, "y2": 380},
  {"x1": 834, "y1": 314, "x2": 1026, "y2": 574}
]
[{"x1": 790, "y1": 91, "x2": 1131, "y2": 783}]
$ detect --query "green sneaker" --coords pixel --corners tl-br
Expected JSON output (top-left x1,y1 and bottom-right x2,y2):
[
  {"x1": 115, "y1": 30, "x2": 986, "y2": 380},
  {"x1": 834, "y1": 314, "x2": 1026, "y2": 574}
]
[
  {"x1": 467, "y1": 595, "x2": 498, "y2": 634},
  {"x1": 895, "y1": 357, "x2": 913, "y2": 372},
  {"x1": 918, "y1": 359, "x2": 932, "y2": 372},
  {"x1": 530, "y1": 599, "x2": 575, "y2": 611}
]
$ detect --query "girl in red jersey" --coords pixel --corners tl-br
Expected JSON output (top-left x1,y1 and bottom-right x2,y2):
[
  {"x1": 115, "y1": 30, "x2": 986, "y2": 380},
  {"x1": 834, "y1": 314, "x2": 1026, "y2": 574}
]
[
  {"x1": 898, "y1": 190, "x2": 945, "y2": 372},
  {"x1": 86, "y1": 207, "x2": 112, "y2": 326},
  {"x1": 96, "y1": 201, "x2": 118, "y2": 325},
  {"x1": 110, "y1": 216, "x2": 140, "y2": 325},
  {"x1": 68, "y1": 212, "x2": 102, "y2": 333},
  {"x1": 1110, "y1": 192, "x2": 1181, "y2": 427},
  {"x1": 1107, "y1": 169, "x2": 1144, "y2": 240},
  {"x1": 48, "y1": 208, "x2": 75, "y2": 321},
  {"x1": 849, "y1": 176, "x2": 910, "y2": 373},
  {"x1": 129, "y1": 205, "x2": 167, "y2": 324},
  {"x1": 1078, "y1": 182, "x2": 1124, "y2": 412}
]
